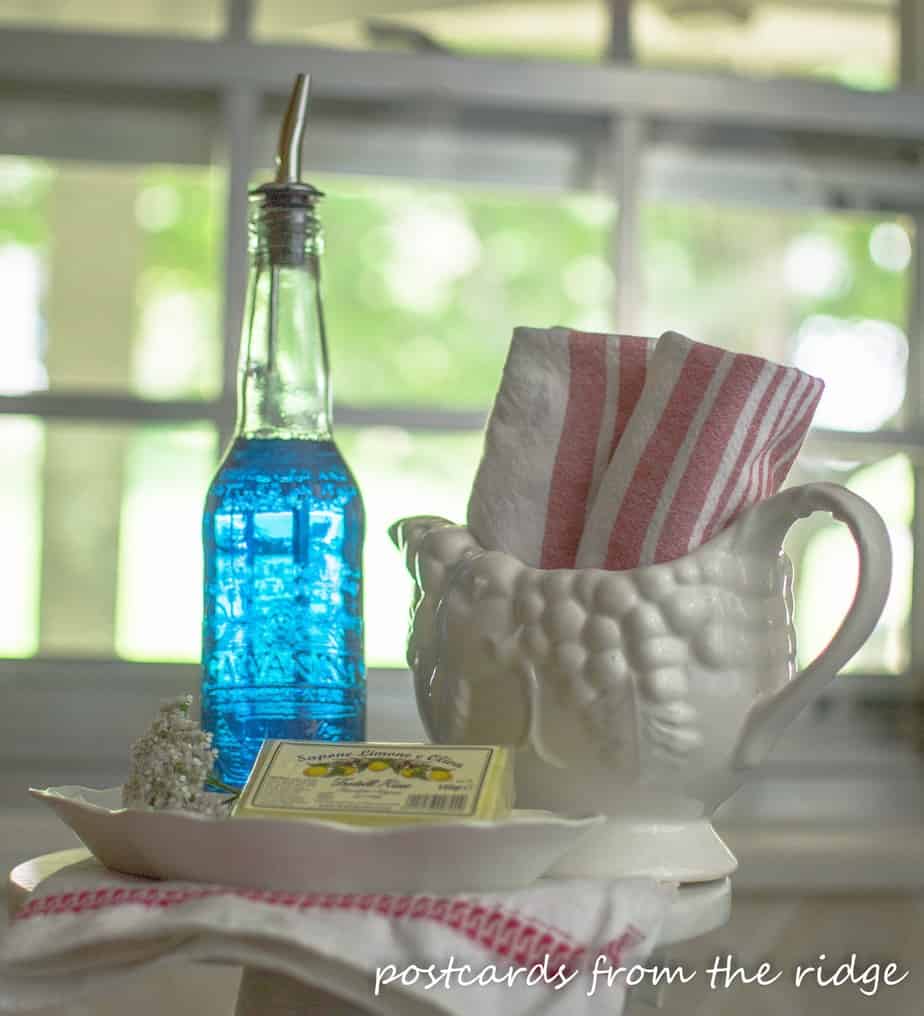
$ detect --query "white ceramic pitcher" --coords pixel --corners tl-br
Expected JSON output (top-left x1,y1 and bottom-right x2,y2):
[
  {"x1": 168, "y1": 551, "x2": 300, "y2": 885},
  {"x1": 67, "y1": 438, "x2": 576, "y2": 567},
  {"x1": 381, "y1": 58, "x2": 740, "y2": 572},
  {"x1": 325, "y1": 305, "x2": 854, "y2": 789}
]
[{"x1": 390, "y1": 482, "x2": 891, "y2": 882}]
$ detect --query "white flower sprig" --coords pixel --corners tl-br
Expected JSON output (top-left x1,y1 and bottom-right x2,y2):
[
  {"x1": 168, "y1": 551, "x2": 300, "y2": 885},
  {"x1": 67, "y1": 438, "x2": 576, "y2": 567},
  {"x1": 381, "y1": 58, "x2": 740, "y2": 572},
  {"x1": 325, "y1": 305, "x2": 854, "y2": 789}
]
[{"x1": 122, "y1": 695, "x2": 231, "y2": 816}]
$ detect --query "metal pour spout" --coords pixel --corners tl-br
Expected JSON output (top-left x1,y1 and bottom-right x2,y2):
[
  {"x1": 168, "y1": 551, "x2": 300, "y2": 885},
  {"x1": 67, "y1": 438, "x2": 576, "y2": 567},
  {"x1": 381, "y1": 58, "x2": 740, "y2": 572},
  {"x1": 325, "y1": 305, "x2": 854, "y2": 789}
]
[
  {"x1": 250, "y1": 72, "x2": 323, "y2": 273},
  {"x1": 274, "y1": 73, "x2": 311, "y2": 187}
]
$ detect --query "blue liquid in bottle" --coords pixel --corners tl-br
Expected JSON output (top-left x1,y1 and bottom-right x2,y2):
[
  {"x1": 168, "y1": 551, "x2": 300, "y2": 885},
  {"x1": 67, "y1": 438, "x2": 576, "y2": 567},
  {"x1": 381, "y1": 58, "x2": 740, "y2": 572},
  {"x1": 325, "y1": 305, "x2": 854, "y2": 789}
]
[
  {"x1": 202, "y1": 438, "x2": 364, "y2": 787},
  {"x1": 201, "y1": 91, "x2": 365, "y2": 787}
]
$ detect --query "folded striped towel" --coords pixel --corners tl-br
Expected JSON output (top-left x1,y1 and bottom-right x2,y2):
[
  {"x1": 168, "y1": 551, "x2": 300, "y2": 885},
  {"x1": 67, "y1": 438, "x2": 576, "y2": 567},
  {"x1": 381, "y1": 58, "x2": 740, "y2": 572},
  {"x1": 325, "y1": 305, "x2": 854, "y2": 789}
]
[
  {"x1": 467, "y1": 327, "x2": 654, "y2": 569},
  {"x1": 0, "y1": 858, "x2": 673, "y2": 1016},
  {"x1": 576, "y1": 331, "x2": 825, "y2": 570}
]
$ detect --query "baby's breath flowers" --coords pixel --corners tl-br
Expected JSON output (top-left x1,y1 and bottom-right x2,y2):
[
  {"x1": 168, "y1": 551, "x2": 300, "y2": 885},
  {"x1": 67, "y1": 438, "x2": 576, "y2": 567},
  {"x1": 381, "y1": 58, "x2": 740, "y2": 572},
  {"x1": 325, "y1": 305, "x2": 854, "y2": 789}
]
[{"x1": 122, "y1": 695, "x2": 233, "y2": 816}]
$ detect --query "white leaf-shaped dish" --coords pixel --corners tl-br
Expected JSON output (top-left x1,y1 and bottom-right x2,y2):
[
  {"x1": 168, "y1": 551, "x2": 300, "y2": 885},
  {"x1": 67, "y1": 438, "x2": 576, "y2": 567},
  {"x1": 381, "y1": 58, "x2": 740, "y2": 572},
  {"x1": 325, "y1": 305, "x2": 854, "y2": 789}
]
[{"x1": 30, "y1": 786, "x2": 604, "y2": 894}]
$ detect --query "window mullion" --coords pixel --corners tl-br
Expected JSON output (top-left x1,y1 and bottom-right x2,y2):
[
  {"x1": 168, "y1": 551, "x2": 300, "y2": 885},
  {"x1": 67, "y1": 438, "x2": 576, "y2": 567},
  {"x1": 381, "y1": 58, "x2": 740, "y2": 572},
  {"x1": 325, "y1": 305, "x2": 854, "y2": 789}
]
[
  {"x1": 611, "y1": 114, "x2": 645, "y2": 332},
  {"x1": 803, "y1": 428, "x2": 924, "y2": 465},
  {"x1": 900, "y1": 0, "x2": 924, "y2": 689},
  {"x1": 3, "y1": 29, "x2": 924, "y2": 143},
  {"x1": 900, "y1": 0, "x2": 924, "y2": 89},
  {"x1": 335, "y1": 405, "x2": 486, "y2": 432},
  {"x1": 905, "y1": 224, "x2": 924, "y2": 687},
  {"x1": 225, "y1": 0, "x2": 254, "y2": 42},
  {"x1": 0, "y1": 393, "x2": 225, "y2": 424},
  {"x1": 606, "y1": 0, "x2": 633, "y2": 62}
]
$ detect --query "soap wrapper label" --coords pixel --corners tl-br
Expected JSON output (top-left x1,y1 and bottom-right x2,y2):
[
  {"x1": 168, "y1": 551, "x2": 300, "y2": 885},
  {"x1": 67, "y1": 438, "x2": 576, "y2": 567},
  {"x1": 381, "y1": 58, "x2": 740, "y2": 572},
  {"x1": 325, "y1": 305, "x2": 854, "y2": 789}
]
[{"x1": 237, "y1": 741, "x2": 510, "y2": 821}]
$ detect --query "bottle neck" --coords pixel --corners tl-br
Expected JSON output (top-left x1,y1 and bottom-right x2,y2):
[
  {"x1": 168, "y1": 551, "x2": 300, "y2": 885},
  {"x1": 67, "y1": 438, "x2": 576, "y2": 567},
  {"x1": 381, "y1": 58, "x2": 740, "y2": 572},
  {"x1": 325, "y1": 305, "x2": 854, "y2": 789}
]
[{"x1": 237, "y1": 194, "x2": 332, "y2": 440}]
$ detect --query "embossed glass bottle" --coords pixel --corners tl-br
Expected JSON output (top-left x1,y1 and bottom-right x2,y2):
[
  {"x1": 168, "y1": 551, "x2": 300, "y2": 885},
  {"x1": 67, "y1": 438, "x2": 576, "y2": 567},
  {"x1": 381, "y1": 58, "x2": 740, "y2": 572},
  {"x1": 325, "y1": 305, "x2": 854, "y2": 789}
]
[{"x1": 201, "y1": 76, "x2": 365, "y2": 787}]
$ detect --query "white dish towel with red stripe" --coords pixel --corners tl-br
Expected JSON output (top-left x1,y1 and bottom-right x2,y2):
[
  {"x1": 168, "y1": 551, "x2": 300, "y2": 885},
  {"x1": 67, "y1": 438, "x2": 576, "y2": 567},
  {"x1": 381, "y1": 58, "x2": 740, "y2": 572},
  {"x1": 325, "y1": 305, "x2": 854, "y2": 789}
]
[
  {"x1": 468, "y1": 326, "x2": 654, "y2": 569},
  {"x1": 469, "y1": 327, "x2": 823, "y2": 571},
  {"x1": 0, "y1": 859, "x2": 673, "y2": 1015}
]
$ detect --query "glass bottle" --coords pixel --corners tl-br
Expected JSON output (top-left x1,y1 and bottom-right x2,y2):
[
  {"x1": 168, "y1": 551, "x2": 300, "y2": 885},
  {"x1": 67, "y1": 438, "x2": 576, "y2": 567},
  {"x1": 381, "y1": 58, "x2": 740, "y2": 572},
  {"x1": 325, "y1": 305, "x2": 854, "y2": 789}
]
[{"x1": 201, "y1": 76, "x2": 365, "y2": 788}]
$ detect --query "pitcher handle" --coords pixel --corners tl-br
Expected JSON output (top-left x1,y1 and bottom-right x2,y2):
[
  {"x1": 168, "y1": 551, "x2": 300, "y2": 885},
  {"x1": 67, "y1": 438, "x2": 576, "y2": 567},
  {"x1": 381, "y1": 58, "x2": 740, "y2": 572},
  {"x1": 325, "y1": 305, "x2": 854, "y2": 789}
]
[{"x1": 731, "y1": 482, "x2": 892, "y2": 772}]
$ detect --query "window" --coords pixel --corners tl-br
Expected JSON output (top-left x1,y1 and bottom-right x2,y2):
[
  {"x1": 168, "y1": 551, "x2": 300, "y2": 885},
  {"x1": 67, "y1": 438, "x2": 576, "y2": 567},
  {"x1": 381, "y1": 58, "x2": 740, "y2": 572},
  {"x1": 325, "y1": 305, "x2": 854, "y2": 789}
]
[
  {"x1": 0, "y1": 159, "x2": 223, "y2": 401},
  {"x1": 1, "y1": 0, "x2": 923, "y2": 798},
  {"x1": 0, "y1": 417, "x2": 216, "y2": 661},
  {"x1": 0, "y1": 158, "x2": 222, "y2": 662},
  {"x1": 632, "y1": 0, "x2": 898, "y2": 89},
  {"x1": 255, "y1": 0, "x2": 898, "y2": 89},
  {"x1": 318, "y1": 177, "x2": 614, "y2": 665},
  {"x1": 639, "y1": 202, "x2": 914, "y2": 673}
]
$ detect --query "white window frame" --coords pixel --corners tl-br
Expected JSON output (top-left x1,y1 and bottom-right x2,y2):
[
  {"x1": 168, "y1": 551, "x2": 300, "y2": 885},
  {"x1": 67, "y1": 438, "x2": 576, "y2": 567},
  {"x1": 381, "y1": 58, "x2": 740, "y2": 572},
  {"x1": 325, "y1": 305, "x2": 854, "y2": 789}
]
[{"x1": 3, "y1": 0, "x2": 924, "y2": 885}]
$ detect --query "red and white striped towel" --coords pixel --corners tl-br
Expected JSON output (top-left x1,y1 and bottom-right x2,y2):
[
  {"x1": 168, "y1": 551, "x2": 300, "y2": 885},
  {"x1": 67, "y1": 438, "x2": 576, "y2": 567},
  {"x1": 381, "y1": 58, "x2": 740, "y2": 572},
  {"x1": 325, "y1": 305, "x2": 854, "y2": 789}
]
[
  {"x1": 467, "y1": 327, "x2": 654, "y2": 569},
  {"x1": 576, "y1": 331, "x2": 825, "y2": 571},
  {"x1": 0, "y1": 859, "x2": 672, "y2": 1016}
]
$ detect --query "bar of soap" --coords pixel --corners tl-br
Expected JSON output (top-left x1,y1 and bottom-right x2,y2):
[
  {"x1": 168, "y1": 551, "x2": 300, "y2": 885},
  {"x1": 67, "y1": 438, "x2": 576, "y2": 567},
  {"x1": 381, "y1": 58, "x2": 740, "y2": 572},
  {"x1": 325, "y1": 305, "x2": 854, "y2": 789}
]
[{"x1": 232, "y1": 740, "x2": 514, "y2": 825}]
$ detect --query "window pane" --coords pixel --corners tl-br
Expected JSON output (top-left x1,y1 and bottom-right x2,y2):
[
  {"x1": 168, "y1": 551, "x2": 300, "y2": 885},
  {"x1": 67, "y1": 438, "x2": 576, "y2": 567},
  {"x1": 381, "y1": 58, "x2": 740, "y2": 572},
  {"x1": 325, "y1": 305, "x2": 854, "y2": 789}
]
[
  {"x1": 256, "y1": 0, "x2": 895, "y2": 88},
  {"x1": 256, "y1": 1, "x2": 610, "y2": 60},
  {"x1": 116, "y1": 426, "x2": 217, "y2": 661},
  {"x1": 634, "y1": 1, "x2": 897, "y2": 91},
  {"x1": 317, "y1": 176, "x2": 615, "y2": 409},
  {"x1": 0, "y1": 418, "x2": 43, "y2": 656},
  {"x1": 0, "y1": 0, "x2": 222, "y2": 37},
  {"x1": 785, "y1": 453, "x2": 911, "y2": 675},
  {"x1": 0, "y1": 417, "x2": 216, "y2": 661},
  {"x1": 0, "y1": 157, "x2": 223, "y2": 401},
  {"x1": 643, "y1": 202, "x2": 910, "y2": 675},
  {"x1": 641, "y1": 204, "x2": 912, "y2": 432},
  {"x1": 338, "y1": 426, "x2": 482, "y2": 668}
]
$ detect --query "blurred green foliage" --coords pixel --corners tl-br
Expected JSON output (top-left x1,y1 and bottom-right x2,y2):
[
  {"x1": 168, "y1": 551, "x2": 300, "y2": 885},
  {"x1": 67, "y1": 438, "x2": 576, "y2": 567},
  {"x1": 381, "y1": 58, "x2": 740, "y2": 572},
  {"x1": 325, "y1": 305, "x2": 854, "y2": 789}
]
[
  {"x1": 0, "y1": 156, "x2": 913, "y2": 668},
  {"x1": 0, "y1": 160, "x2": 52, "y2": 246},
  {"x1": 0, "y1": 158, "x2": 909, "y2": 411},
  {"x1": 137, "y1": 168, "x2": 221, "y2": 291},
  {"x1": 320, "y1": 180, "x2": 615, "y2": 408},
  {"x1": 641, "y1": 202, "x2": 909, "y2": 361}
]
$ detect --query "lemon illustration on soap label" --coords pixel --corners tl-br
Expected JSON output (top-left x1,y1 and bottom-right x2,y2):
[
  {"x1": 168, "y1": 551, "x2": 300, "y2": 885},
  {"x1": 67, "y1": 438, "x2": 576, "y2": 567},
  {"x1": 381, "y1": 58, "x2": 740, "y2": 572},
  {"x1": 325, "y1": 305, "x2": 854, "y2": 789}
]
[{"x1": 300, "y1": 755, "x2": 461, "y2": 781}]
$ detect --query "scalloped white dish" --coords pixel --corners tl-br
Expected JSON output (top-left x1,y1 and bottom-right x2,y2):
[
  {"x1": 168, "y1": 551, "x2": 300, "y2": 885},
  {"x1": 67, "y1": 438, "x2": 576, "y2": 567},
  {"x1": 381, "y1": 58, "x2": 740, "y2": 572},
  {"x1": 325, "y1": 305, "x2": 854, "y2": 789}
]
[{"x1": 30, "y1": 786, "x2": 604, "y2": 893}]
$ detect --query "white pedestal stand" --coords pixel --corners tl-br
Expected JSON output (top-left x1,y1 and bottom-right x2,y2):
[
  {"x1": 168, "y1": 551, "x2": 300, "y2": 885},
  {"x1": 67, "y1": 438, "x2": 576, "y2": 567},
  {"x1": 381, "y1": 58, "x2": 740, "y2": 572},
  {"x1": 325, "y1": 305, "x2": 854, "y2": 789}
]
[{"x1": 230, "y1": 688, "x2": 734, "y2": 1013}]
